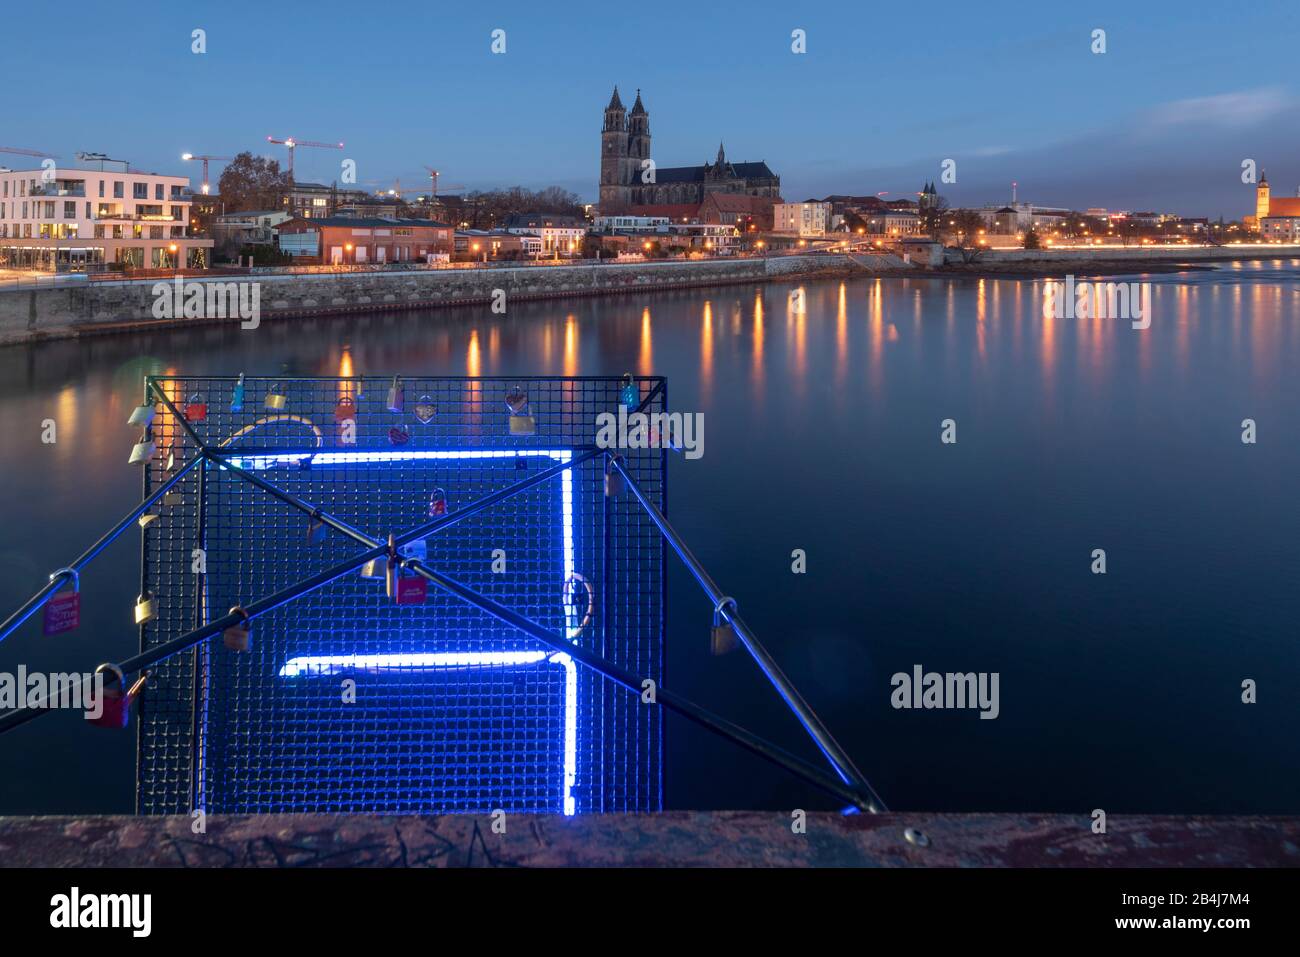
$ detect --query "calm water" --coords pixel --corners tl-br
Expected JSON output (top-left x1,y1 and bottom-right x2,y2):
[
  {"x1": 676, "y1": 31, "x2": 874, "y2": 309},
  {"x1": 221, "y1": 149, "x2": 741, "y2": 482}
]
[{"x1": 2, "y1": 261, "x2": 1298, "y2": 815}]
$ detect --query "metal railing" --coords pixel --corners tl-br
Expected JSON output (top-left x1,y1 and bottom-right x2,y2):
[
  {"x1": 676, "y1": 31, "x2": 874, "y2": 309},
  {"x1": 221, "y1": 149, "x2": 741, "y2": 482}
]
[{"x1": 0, "y1": 376, "x2": 885, "y2": 813}]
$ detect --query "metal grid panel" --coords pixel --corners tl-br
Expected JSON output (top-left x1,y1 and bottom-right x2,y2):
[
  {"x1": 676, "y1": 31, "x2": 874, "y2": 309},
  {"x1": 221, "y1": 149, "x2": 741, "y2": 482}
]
[{"x1": 136, "y1": 376, "x2": 664, "y2": 815}]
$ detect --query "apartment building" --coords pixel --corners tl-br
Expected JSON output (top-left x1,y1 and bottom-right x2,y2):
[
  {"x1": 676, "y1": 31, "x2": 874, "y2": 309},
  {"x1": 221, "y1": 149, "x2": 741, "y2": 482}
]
[
  {"x1": 773, "y1": 201, "x2": 831, "y2": 237},
  {"x1": 0, "y1": 167, "x2": 213, "y2": 271}
]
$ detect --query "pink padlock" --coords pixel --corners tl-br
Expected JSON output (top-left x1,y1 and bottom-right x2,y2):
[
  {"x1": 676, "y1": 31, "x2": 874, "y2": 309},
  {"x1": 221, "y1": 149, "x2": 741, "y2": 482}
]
[{"x1": 88, "y1": 664, "x2": 146, "y2": 730}]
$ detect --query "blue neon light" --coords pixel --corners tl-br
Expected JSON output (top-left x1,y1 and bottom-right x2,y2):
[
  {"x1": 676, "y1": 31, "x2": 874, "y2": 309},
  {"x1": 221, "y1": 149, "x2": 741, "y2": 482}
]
[{"x1": 246, "y1": 449, "x2": 581, "y2": 815}]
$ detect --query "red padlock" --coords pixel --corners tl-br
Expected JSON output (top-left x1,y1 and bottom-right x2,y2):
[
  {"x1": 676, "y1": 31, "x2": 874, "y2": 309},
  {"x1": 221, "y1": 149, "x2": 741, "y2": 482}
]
[
  {"x1": 393, "y1": 571, "x2": 428, "y2": 605},
  {"x1": 42, "y1": 567, "x2": 81, "y2": 636},
  {"x1": 388, "y1": 426, "x2": 410, "y2": 446},
  {"x1": 384, "y1": 534, "x2": 427, "y2": 605},
  {"x1": 184, "y1": 393, "x2": 208, "y2": 422},
  {"x1": 428, "y1": 487, "x2": 447, "y2": 518},
  {"x1": 88, "y1": 664, "x2": 146, "y2": 730},
  {"x1": 223, "y1": 605, "x2": 252, "y2": 651}
]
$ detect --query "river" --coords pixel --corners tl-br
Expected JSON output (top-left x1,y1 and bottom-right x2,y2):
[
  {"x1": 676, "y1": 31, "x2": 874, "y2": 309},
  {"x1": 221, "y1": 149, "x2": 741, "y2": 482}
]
[{"x1": 1, "y1": 261, "x2": 1297, "y2": 815}]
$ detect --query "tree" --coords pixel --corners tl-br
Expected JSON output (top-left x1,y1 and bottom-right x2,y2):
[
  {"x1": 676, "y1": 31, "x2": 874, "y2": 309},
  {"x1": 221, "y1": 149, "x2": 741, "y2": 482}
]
[
  {"x1": 919, "y1": 195, "x2": 949, "y2": 239},
  {"x1": 1023, "y1": 227, "x2": 1042, "y2": 249},
  {"x1": 217, "y1": 152, "x2": 292, "y2": 213}
]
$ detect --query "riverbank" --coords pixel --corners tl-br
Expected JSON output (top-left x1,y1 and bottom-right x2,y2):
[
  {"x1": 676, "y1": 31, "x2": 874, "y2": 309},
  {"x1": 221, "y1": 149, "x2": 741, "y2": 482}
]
[
  {"x1": 0, "y1": 254, "x2": 899, "y2": 346},
  {"x1": 2, "y1": 245, "x2": 1297, "y2": 345}
]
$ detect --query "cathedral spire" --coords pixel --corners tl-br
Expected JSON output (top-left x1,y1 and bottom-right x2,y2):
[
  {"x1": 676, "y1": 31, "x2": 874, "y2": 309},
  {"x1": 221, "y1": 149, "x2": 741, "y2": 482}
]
[
  {"x1": 630, "y1": 89, "x2": 646, "y2": 115},
  {"x1": 716, "y1": 141, "x2": 726, "y2": 167},
  {"x1": 606, "y1": 85, "x2": 625, "y2": 112}
]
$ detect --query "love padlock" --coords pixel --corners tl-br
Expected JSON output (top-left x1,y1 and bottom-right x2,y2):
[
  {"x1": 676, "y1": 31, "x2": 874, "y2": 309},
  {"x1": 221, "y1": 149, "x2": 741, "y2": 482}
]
[
  {"x1": 42, "y1": 568, "x2": 80, "y2": 636},
  {"x1": 231, "y1": 372, "x2": 246, "y2": 412},
  {"x1": 223, "y1": 605, "x2": 252, "y2": 651},
  {"x1": 127, "y1": 404, "x2": 155, "y2": 428},
  {"x1": 414, "y1": 394, "x2": 436, "y2": 424},
  {"x1": 391, "y1": 566, "x2": 428, "y2": 605},
  {"x1": 264, "y1": 382, "x2": 288, "y2": 410},
  {"x1": 134, "y1": 591, "x2": 156, "y2": 625},
  {"x1": 604, "y1": 455, "x2": 625, "y2": 498},
  {"x1": 388, "y1": 425, "x2": 410, "y2": 446},
  {"x1": 386, "y1": 375, "x2": 405, "y2": 414},
  {"x1": 710, "y1": 597, "x2": 740, "y2": 656},
  {"x1": 88, "y1": 664, "x2": 146, "y2": 730},
  {"x1": 428, "y1": 487, "x2": 448, "y2": 518},
  {"x1": 335, "y1": 394, "x2": 357, "y2": 422},
  {"x1": 307, "y1": 514, "x2": 328, "y2": 545},
  {"x1": 620, "y1": 373, "x2": 639, "y2": 410},
  {"x1": 505, "y1": 385, "x2": 536, "y2": 436},
  {"x1": 184, "y1": 393, "x2": 208, "y2": 421},
  {"x1": 128, "y1": 437, "x2": 155, "y2": 465}
]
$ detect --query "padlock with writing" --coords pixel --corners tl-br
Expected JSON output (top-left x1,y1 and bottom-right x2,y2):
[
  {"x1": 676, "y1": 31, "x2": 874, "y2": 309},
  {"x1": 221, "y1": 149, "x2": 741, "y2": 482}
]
[
  {"x1": 264, "y1": 382, "x2": 288, "y2": 410},
  {"x1": 388, "y1": 425, "x2": 410, "y2": 446},
  {"x1": 388, "y1": 561, "x2": 428, "y2": 606},
  {"x1": 128, "y1": 436, "x2": 155, "y2": 465},
  {"x1": 134, "y1": 591, "x2": 156, "y2": 625},
  {"x1": 506, "y1": 385, "x2": 536, "y2": 436},
  {"x1": 223, "y1": 605, "x2": 252, "y2": 652},
  {"x1": 604, "y1": 455, "x2": 625, "y2": 498},
  {"x1": 710, "y1": 597, "x2": 740, "y2": 656},
  {"x1": 386, "y1": 375, "x2": 405, "y2": 414},
  {"x1": 184, "y1": 393, "x2": 208, "y2": 421},
  {"x1": 43, "y1": 568, "x2": 81, "y2": 636},
  {"x1": 127, "y1": 404, "x2": 155, "y2": 428},
  {"x1": 335, "y1": 394, "x2": 357, "y2": 422},
  {"x1": 87, "y1": 664, "x2": 147, "y2": 730},
  {"x1": 414, "y1": 394, "x2": 436, "y2": 424},
  {"x1": 428, "y1": 487, "x2": 448, "y2": 518},
  {"x1": 231, "y1": 372, "x2": 246, "y2": 412},
  {"x1": 620, "y1": 373, "x2": 639, "y2": 410}
]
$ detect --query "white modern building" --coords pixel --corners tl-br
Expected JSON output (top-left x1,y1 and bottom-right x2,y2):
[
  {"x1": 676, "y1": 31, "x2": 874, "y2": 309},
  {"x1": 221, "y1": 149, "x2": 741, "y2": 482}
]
[
  {"x1": 503, "y1": 213, "x2": 588, "y2": 257},
  {"x1": 774, "y1": 201, "x2": 831, "y2": 237},
  {"x1": 863, "y1": 209, "x2": 921, "y2": 236},
  {"x1": 0, "y1": 166, "x2": 213, "y2": 271}
]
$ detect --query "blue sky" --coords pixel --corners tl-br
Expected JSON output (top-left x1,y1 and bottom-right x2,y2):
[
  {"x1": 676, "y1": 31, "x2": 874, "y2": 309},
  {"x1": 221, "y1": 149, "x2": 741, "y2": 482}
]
[{"x1": 7, "y1": 0, "x2": 1300, "y2": 216}]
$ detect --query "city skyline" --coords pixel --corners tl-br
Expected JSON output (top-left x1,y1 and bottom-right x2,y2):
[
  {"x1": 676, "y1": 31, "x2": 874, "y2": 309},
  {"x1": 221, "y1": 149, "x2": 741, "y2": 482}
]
[{"x1": 7, "y1": 0, "x2": 1300, "y2": 217}]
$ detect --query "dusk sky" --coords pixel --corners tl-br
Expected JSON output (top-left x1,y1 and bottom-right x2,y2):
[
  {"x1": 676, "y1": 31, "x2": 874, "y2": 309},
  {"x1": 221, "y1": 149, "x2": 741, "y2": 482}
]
[{"x1": 9, "y1": 0, "x2": 1300, "y2": 217}]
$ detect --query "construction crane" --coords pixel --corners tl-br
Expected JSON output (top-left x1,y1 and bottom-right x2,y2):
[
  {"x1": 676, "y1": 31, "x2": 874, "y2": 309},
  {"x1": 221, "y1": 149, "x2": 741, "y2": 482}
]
[
  {"x1": 0, "y1": 146, "x2": 57, "y2": 174},
  {"x1": 180, "y1": 153, "x2": 233, "y2": 194},
  {"x1": 423, "y1": 167, "x2": 465, "y2": 196},
  {"x1": 0, "y1": 146, "x2": 57, "y2": 159},
  {"x1": 266, "y1": 136, "x2": 344, "y2": 182}
]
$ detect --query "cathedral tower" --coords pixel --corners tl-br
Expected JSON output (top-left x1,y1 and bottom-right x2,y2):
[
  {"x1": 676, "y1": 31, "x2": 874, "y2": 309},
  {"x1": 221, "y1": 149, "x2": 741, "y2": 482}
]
[
  {"x1": 600, "y1": 86, "x2": 631, "y2": 209},
  {"x1": 1257, "y1": 170, "x2": 1270, "y2": 223}
]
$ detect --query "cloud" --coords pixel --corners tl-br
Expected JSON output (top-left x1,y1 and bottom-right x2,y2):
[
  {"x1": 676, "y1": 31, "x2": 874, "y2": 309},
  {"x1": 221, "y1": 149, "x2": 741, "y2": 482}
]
[{"x1": 1143, "y1": 86, "x2": 1294, "y2": 130}]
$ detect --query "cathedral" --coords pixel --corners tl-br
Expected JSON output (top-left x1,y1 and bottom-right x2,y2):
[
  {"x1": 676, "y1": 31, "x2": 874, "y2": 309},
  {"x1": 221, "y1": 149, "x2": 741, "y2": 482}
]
[{"x1": 598, "y1": 87, "x2": 781, "y2": 211}]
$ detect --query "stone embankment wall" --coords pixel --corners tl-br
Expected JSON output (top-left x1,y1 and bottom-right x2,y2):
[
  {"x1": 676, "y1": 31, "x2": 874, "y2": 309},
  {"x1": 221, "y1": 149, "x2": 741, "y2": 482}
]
[{"x1": 0, "y1": 254, "x2": 901, "y2": 344}]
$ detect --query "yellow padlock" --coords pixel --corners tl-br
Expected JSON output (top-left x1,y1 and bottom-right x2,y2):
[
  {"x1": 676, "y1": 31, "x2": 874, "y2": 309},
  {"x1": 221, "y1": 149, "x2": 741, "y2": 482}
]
[
  {"x1": 264, "y1": 382, "x2": 288, "y2": 410},
  {"x1": 134, "y1": 592, "x2": 156, "y2": 625}
]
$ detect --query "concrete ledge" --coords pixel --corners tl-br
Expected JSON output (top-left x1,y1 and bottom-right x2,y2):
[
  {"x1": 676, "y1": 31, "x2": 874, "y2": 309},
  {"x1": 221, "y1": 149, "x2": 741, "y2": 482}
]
[{"x1": 0, "y1": 812, "x2": 1295, "y2": 867}]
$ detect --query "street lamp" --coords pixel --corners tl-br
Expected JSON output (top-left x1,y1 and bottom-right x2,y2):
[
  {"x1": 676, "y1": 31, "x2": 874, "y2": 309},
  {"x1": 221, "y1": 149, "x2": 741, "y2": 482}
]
[{"x1": 344, "y1": 242, "x2": 354, "y2": 266}]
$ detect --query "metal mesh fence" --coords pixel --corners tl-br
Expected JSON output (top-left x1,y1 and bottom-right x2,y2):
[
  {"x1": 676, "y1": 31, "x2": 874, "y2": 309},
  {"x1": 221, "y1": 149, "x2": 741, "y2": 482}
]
[{"x1": 136, "y1": 375, "x2": 665, "y2": 815}]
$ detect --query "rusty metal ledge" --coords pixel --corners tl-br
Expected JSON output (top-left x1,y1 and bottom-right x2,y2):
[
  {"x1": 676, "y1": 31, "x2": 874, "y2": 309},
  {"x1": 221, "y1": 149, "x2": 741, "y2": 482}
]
[{"x1": 2, "y1": 813, "x2": 1297, "y2": 867}]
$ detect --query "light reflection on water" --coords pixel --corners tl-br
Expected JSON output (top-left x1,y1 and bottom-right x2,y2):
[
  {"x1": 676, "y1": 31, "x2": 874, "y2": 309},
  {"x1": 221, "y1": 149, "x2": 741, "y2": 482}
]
[{"x1": 0, "y1": 260, "x2": 1297, "y2": 815}]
